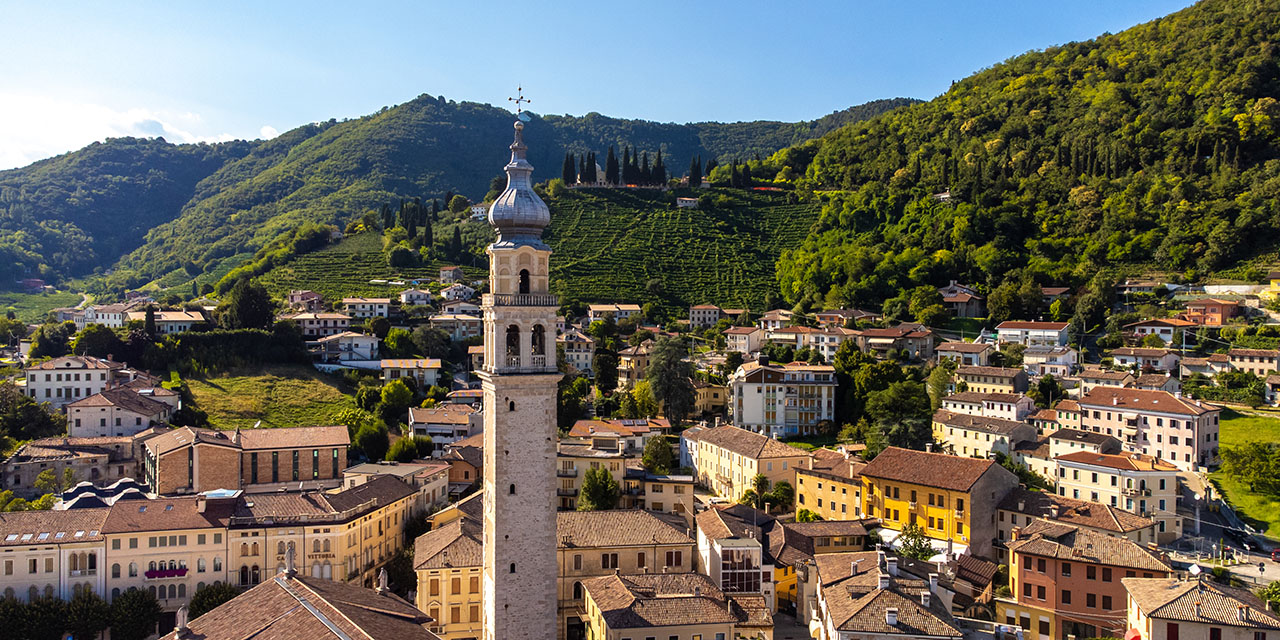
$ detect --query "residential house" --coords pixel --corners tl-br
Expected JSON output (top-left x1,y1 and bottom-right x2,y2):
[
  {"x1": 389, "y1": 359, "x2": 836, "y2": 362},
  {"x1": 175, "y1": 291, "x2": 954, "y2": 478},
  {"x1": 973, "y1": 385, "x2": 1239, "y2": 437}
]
[
  {"x1": 441, "y1": 435, "x2": 482, "y2": 496},
  {"x1": 1133, "y1": 374, "x2": 1180, "y2": 394},
  {"x1": 942, "y1": 291, "x2": 986, "y2": 318},
  {"x1": 689, "y1": 304, "x2": 725, "y2": 328},
  {"x1": 1227, "y1": 348, "x2": 1280, "y2": 377},
  {"x1": 724, "y1": 326, "x2": 764, "y2": 354},
  {"x1": 803, "y1": 550, "x2": 962, "y2": 640},
  {"x1": 286, "y1": 290, "x2": 323, "y2": 311},
  {"x1": 1179, "y1": 354, "x2": 1232, "y2": 378},
  {"x1": 400, "y1": 288, "x2": 433, "y2": 306},
  {"x1": 935, "y1": 342, "x2": 994, "y2": 367},
  {"x1": 1023, "y1": 345, "x2": 1078, "y2": 378},
  {"x1": 342, "y1": 297, "x2": 390, "y2": 319},
  {"x1": 1122, "y1": 577, "x2": 1280, "y2": 640},
  {"x1": 1111, "y1": 348, "x2": 1181, "y2": 373},
  {"x1": 1047, "y1": 428, "x2": 1121, "y2": 458},
  {"x1": 729, "y1": 359, "x2": 837, "y2": 438},
  {"x1": 696, "y1": 505, "x2": 779, "y2": 610},
  {"x1": 694, "y1": 381, "x2": 728, "y2": 417},
  {"x1": 853, "y1": 324, "x2": 935, "y2": 360},
  {"x1": 439, "y1": 266, "x2": 464, "y2": 283},
  {"x1": 1055, "y1": 451, "x2": 1182, "y2": 542},
  {"x1": 767, "y1": 518, "x2": 875, "y2": 613},
  {"x1": 439, "y1": 300, "x2": 480, "y2": 315},
  {"x1": 814, "y1": 309, "x2": 881, "y2": 327},
  {"x1": 683, "y1": 425, "x2": 811, "y2": 501},
  {"x1": 125, "y1": 310, "x2": 204, "y2": 334},
  {"x1": 556, "y1": 328, "x2": 594, "y2": 375},
  {"x1": 1124, "y1": 318, "x2": 1195, "y2": 344},
  {"x1": 1078, "y1": 369, "x2": 1135, "y2": 395},
  {"x1": 1010, "y1": 437, "x2": 1056, "y2": 481},
  {"x1": 409, "y1": 405, "x2": 481, "y2": 453},
  {"x1": 940, "y1": 391, "x2": 1036, "y2": 421},
  {"x1": 954, "y1": 366, "x2": 1029, "y2": 394},
  {"x1": 23, "y1": 355, "x2": 123, "y2": 410},
  {"x1": 141, "y1": 425, "x2": 350, "y2": 495},
  {"x1": 861, "y1": 447, "x2": 1018, "y2": 559},
  {"x1": 582, "y1": 573, "x2": 770, "y2": 640},
  {"x1": 381, "y1": 358, "x2": 442, "y2": 388},
  {"x1": 938, "y1": 280, "x2": 979, "y2": 298},
  {"x1": 1076, "y1": 387, "x2": 1220, "y2": 470},
  {"x1": 620, "y1": 468, "x2": 696, "y2": 523},
  {"x1": 80, "y1": 302, "x2": 135, "y2": 329},
  {"x1": 467, "y1": 344, "x2": 484, "y2": 371},
  {"x1": 757, "y1": 309, "x2": 795, "y2": 331},
  {"x1": 587, "y1": 304, "x2": 641, "y2": 323},
  {"x1": 1118, "y1": 281, "x2": 1164, "y2": 296},
  {"x1": 67, "y1": 388, "x2": 173, "y2": 437},
  {"x1": 1180, "y1": 298, "x2": 1241, "y2": 326},
  {"x1": 1000, "y1": 521, "x2": 1171, "y2": 640},
  {"x1": 995, "y1": 487, "x2": 1157, "y2": 562},
  {"x1": 567, "y1": 418, "x2": 666, "y2": 454},
  {"x1": 616, "y1": 340, "x2": 653, "y2": 388},
  {"x1": 413, "y1": 510, "x2": 484, "y2": 639},
  {"x1": 289, "y1": 312, "x2": 352, "y2": 338},
  {"x1": 313, "y1": 331, "x2": 379, "y2": 362},
  {"x1": 931, "y1": 411, "x2": 1036, "y2": 459},
  {"x1": 1042, "y1": 287, "x2": 1072, "y2": 306},
  {"x1": 996, "y1": 321, "x2": 1071, "y2": 347},
  {"x1": 158, "y1": 564, "x2": 442, "y2": 640},
  {"x1": 430, "y1": 314, "x2": 483, "y2": 341},
  {"x1": 440, "y1": 284, "x2": 476, "y2": 302},
  {"x1": 341, "y1": 460, "x2": 451, "y2": 510}
]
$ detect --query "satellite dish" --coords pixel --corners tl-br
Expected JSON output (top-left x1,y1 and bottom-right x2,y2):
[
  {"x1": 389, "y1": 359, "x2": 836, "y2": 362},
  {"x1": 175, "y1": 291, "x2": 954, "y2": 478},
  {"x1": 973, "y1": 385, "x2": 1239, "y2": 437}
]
[
  {"x1": 517, "y1": 112, "x2": 531, "y2": 123},
  {"x1": 1189, "y1": 564, "x2": 1202, "y2": 576}
]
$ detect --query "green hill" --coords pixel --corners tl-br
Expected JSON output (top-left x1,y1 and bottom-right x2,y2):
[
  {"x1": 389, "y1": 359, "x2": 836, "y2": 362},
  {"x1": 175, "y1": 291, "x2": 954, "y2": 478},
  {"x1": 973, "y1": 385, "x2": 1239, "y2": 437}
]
[
  {"x1": 769, "y1": 0, "x2": 1280, "y2": 317},
  {"x1": 251, "y1": 188, "x2": 818, "y2": 311}
]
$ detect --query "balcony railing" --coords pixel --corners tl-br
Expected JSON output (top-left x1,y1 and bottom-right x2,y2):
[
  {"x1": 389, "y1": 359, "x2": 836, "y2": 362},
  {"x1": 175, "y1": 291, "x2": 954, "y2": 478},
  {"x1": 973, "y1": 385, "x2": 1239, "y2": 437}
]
[
  {"x1": 557, "y1": 468, "x2": 578, "y2": 478},
  {"x1": 486, "y1": 293, "x2": 559, "y2": 307},
  {"x1": 556, "y1": 488, "x2": 579, "y2": 497}
]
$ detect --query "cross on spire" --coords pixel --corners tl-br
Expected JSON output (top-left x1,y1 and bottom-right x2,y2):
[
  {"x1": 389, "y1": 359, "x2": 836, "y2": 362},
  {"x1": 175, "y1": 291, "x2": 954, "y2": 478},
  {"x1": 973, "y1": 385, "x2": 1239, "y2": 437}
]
[{"x1": 508, "y1": 86, "x2": 531, "y2": 114}]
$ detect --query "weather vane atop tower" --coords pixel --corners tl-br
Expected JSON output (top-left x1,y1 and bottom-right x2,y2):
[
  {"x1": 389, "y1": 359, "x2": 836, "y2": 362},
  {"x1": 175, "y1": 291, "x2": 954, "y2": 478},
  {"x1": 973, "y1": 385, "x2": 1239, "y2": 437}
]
[{"x1": 508, "y1": 86, "x2": 531, "y2": 116}]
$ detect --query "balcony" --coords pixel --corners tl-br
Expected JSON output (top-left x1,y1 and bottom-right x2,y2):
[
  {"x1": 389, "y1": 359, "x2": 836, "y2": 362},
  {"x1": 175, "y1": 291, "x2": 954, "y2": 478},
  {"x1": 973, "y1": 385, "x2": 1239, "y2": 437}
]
[
  {"x1": 557, "y1": 468, "x2": 578, "y2": 478},
  {"x1": 954, "y1": 510, "x2": 964, "y2": 519},
  {"x1": 1122, "y1": 487, "x2": 1151, "y2": 497},
  {"x1": 556, "y1": 488, "x2": 579, "y2": 497},
  {"x1": 145, "y1": 567, "x2": 189, "y2": 580},
  {"x1": 69, "y1": 569, "x2": 97, "y2": 577},
  {"x1": 486, "y1": 293, "x2": 559, "y2": 307}
]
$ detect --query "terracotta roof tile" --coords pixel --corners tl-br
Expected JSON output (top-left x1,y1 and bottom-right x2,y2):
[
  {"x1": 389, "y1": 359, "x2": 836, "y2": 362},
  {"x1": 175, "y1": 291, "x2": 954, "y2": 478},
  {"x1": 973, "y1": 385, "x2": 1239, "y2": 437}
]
[
  {"x1": 1007, "y1": 520, "x2": 1171, "y2": 572},
  {"x1": 1123, "y1": 578, "x2": 1280, "y2": 629},
  {"x1": 861, "y1": 447, "x2": 1009, "y2": 492}
]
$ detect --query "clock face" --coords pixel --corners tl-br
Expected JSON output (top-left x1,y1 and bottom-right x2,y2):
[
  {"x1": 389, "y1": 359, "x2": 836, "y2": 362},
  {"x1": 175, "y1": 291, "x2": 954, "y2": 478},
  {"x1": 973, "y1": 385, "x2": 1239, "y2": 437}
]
[{"x1": 518, "y1": 111, "x2": 531, "y2": 123}]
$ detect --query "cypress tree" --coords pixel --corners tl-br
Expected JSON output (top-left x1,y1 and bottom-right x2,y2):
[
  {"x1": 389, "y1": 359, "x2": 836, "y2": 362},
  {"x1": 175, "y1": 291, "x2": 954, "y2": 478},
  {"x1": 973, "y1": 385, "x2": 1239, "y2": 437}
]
[
  {"x1": 740, "y1": 162, "x2": 751, "y2": 187},
  {"x1": 689, "y1": 156, "x2": 701, "y2": 187},
  {"x1": 653, "y1": 150, "x2": 665, "y2": 184},
  {"x1": 562, "y1": 152, "x2": 575, "y2": 184},
  {"x1": 622, "y1": 147, "x2": 632, "y2": 184},
  {"x1": 451, "y1": 227, "x2": 463, "y2": 260},
  {"x1": 706, "y1": 158, "x2": 717, "y2": 177},
  {"x1": 586, "y1": 152, "x2": 597, "y2": 183},
  {"x1": 640, "y1": 152, "x2": 650, "y2": 185},
  {"x1": 423, "y1": 202, "x2": 434, "y2": 247},
  {"x1": 606, "y1": 147, "x2": 619, "y2": 185},
  {"x1": 578, "y1": 155, "x2": 586, "y2": 184}
]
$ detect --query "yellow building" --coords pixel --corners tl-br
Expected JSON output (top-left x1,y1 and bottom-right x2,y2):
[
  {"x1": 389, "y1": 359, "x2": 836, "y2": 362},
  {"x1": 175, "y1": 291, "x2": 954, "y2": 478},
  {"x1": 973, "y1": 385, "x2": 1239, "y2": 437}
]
[
  {"x1": 795, "y1": 453, "x2": 866, "y2": 520},
  {"x1": 582, "y1": 573, "x2": 772, "y2": 640},
  {"x1": 414, "y1": 514, "x2": 484, "y2": 639},
  {"x1": 954, "y1": 366, "x2": 1029, "y2": 394},
  {"x1": 860, "y1": 447, "x2": 1018, "y2": 559},
  {"x1": 556, "y1": 440, "x2": 626, "y2": 510},
  {"x1": 684, "y1": 425, "x2": 812, "y2": 501}
]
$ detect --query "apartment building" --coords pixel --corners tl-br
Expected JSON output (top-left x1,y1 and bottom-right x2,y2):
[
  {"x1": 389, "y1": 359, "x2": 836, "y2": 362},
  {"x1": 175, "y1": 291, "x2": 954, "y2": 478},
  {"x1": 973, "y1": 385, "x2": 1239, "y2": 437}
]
[
  {"x1": 1055, "y1": 451, "x2": 1182, "y2": 543},
  {"x1": 1123, "y1": 577, "x2": 1280, "y2": 640},
  {"x1": 861, "y1": 447, "x2": 1018, "y2": 559},
  {"x1": 996, "y1": 321, "x2": 1070, "y2": 347},
  {"x1": 1077, "y1": 387, "x2": 1220, "y2": 471},
  {"x1": 1023, "y1": 345, "x2": 1078, "y2": 377},
  {"x1": 940, "y1": 391, "x2": 1036, "y2": 421},
  {"x1": 683, "y1": 425, "x2": 811, "y2": 501},
  {"x1": 1110, "y1": 348, "x2": 1181, "y2": 373},
  {"x1": 582, "y1": 573, "x2": 770, "y2": 640},
  {"x1": 994, "y1": 487, "x2": 1157, "y2": 562},
  {"x1": 724, "y1": 325, "x2": 764, "y2": 354},
  {"x1": 556, "y1": 328, "x2": 594, "y2": 374},
  {"x1": 1227, "y1": 348, "x2": 1280, "y2": 377},
  {"x1": 931, "y1": 410, "x2": 1036, "y2": 459},
  {"x1": 23, "y1": 355, "x2": 123, "y2": 410},
  {"x1": 430, "y1": 314, "x2": 483, "y2": 341},
  {"x1": 795, "y1": 452, "x2": 867, "y2": 520},
  {"x1": 757, "y1": 309, "x2": 795, "y2": 331},
  {"x1": 729, "y1": 359, "x2": 837, "y2": 438},
  {"x1": 1078, "y1": 369, "x2": 1136, "y2": 395},
  {"x1": 689, "y1": 304, "x2": 725, "y2": 328},
  {"x1": 1001, "y1": 521, "x2": 1171, "y2": 640},
  {"x1": 696, "y1": 505, "x2": 778, "y2": 610},
  {"x1": 0, "y1": 508, "x2": 111, "y2": 602},
  {"x1": 414, "y1": 509, "x2": 484, "y2": 639},
  {"x1": 342, "y1": 297, "x2": 391, "y2": 319},
  {"x1": 67, "y1": 387, "x2": 173, "y2": 437},
  {"x1": 954, "y1": 366, "x2": 1029, "y2": 394},
  {"x1": 616, "y1": 340, "x2": 653, "y2": 388},
  {"x1": 289, "y1": 312, "x2": 352, "y2": 338}
]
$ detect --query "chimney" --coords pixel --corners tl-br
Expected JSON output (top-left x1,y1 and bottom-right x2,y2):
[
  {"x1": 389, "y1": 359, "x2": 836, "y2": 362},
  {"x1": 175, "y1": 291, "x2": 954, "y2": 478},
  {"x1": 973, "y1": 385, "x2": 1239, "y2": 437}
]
[
  {"x1": 885, "y1": 607, "x2": 899, "y2": 626},
  {"x1": 929, "y1": 573, "x2": 939, "y2": 594},
  {"x1": 850, "y1": 559, "x2": 862, "y2": 576},
  {"x1": 887, "y1": 557, "x2": 899, "y2": 577},
  {"x1": 1112, "y1": 396, "x2": 1119, "y2": 406},
  {"x1": 925, "y1": 443, "x2": 933, "y2": 453},
  {"x1": 1011, "y1": 526, "x2": 1022, "y2": 541},
  {"x1": 757, "y1": 354, "x2": 769, "y2": 366},
  {"x1": 196, "y1": 495, "x2": 207, "y2": 513},
  {"x1": 1049, "y1": 504, "x2": 1060, "y2": 519},
  {"x1": 879, "y1": 573, "x2": 891, "y2": 590},
  {"x1": 921, "y1": 591, "x2": 931, "y2": 607},
  {"x1": 1017, "y1": 499, "x2": 1025, "y2": 512}
]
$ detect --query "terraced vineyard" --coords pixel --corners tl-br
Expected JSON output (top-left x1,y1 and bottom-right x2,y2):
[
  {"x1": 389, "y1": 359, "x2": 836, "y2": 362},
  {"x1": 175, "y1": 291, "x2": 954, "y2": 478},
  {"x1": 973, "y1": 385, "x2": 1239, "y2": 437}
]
[
  {"x1": 545, "y1": 188, "x2": 819, "y2": 310},
  {"x1": 256, "y1": 232, "x2": 488, "y2": 302}
]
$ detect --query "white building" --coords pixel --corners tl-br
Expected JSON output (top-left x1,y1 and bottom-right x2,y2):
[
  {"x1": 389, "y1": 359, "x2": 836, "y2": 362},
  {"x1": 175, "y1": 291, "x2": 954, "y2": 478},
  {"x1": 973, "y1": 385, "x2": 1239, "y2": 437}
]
[
  {"x1": 313, "y1": 331, "x2": 379, "y2": 361},
  {"x1": 1111, "y1": 347, "x2": 1181, "y2": 372},
  {"x1": 67, "y1": 388, "x2": 173, "y2": 437},
  {"x1": 556, "y1": 328, "x2": 594, "y2": 375},
  {"x1": 408, "y1": 405, "x2": 482, "y2": 454},
  {"x1": 381, "y1": 358, "x2": 442, "y2": 388},
  {"x1": 400, "y1": 288, "x2": 432, "y2": 306},
  {"x1": 79, "y1": 303, "x2": 134, "y2": 329},
  {"x1": 939, "y1": 391, "x2": 1036, "y2": 422},
  {"x1": 441, "y1": 284, "x2": 476, "y2": 302},
  {"x1": 995, "y1": 320, "x2": 1070, "y2": 347},
  {"x1": 1022, "y1": 344, "x2": 1078, "y2": 377},
  {"x1": 587, "y1": 304, "x2": 641, "y2": 323},
  {"x1": 723, "y1": 326, "x2": 763, "y2": 354},
  {"x1": 1077, "y1": 387, "x2": 1220, "y2": 471},
  {"x1": 23, "y1": 356, "x2": 123, "y2": 410},
  {"x1": 430, "y1": 314, "x2": 483, "y2": 341},
  {"x1": 1055, "y1": 451, "x2": 1182, "y2": 543},
  {"x1": 288, "y1": 312, "x2": 352, "y2": 338},
  {"x1": 729, "y1": 358, "x2": 836, "y2": 438},
  {"x1": 126, "y1": 310, "x2": 205, "y2": 335},
  {"x1": 342, "y1": 297, "x2": 390, "y2": 319}
]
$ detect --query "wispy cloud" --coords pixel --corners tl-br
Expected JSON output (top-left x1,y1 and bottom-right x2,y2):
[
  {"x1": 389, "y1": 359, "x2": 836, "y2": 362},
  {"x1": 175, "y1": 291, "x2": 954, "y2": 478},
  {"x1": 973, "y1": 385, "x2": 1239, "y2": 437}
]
[{"x1": 0, "y1": 92, "x2": 247, "y2": 171}]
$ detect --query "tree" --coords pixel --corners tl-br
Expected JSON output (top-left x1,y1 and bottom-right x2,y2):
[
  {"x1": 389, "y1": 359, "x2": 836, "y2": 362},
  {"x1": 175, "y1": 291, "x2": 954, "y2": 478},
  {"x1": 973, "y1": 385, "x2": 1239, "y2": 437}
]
[
  {"x1": 386, "y1": 437, "x2": 420, "y2": 462},
  {"x1": 865, "y1": 381, "x2": 933, "y2": 450},
  {"x1": 411, "y1": 326, "x2": 451, "y2": 360},
  {"x1": 219, "y1": 278, "x2": 274, "y2": 330},
  {"x1": 1141, "y1": 333, "x2": 1167, "y2": 348},
  {"x1": 448, "y1": 194, "x2": 469, "y2": 213},
  {"x1": 383, "y1": 328, "x2": 415, "y2": 358},
  {"x1": 355, "y1": 422, "x2": 390, "y2": 462},
  {"x1": 562, "y1": 152, "x2": 576, "y2": 184},
  {"x1": 925, "y1": 362, "x2": 954, "y2": 410},
  {"x1": 796, "y1": 508, "x2": 823, "y2": 522},
  {"x1": 24, "y1": 596, "x2": 65, "y2": 640},
  {"x1": 1029, "y1": 374, "x2": 1067, "y2": 409},
  {"x1": 578, "y1": 466, "x2": 620, "y2": 511},
  {"x1": 646, "y1": 337, "x2": 696, "y2": 427},
  {"x1": 33, "y1": 469, "x2": 61, "y2": 495},
  {"x1": 380, "y1": 380, "x2": 414, "y2": 414},
  {"x1": 0, "y1": 595, "x2": 27, "y2": 640},
  {"x1": 592, "y1": 349, "x2": 619, "y2": 395},
  {"x1": 689, "y1": 155, "x2": 702, "y2": 187},
  {"x1": 109, "y1": 588, "x2": 162, "y2": 640},
  {"x1": 64, "y1": 591, "x2": 111, "y2": 640},
  {"x1": 896, "y1": 523, "x2": 935, "y2": 560},
  {"x1": 605, "y1": 146, "x2": 619, "y2": 185},
  {"x1": 1258, "y1": 581, "x2": 1280, "y2": 613},
  {"x1": 642, "y1": 436, "x2": 674, "y2": 474},
  {"x1": 742, "y1": 474, "x2": 771, "y2": 510},
  {"x1": 631, "y1": 380, "x2": 660, "y2": 417},
  {"x1": 71, "y1": 323, "x2": 125, "y2": 360},
  {"x1": 144, "y1": 306, "x2": 158, "y2": 337},
  {"x1": 188, "y1": 582, "x2": 242, "y2": 619},
  {"x1": 767, "y1": 480, "x2": 795, "y2": 511},
  {"x1": 0, "y1": 383, "x2": 66, "y2": 440},
  {"x1": 29, "y1": 322, "x2": 76, "y2": 359}
]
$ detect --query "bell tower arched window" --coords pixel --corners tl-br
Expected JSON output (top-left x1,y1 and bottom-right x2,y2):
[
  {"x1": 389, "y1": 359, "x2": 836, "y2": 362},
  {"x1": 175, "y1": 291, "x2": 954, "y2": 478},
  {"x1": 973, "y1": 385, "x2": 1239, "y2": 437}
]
[
  {"x1": 505, "y1": 325, "x2": 521, "y2": 367},
  {"x1": 532, "y1": 325, "x2": 546, "y2": 356},
  {"x1": 519, "y1": 269, "x2": 530, "y2": 294}
]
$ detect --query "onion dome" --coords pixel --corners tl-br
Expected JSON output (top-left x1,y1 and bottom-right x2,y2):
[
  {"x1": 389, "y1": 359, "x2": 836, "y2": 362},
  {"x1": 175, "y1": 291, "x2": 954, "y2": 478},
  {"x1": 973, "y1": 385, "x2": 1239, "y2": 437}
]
[{"x1": 487, "y1": 120, "x2": 550, "y2": 249}]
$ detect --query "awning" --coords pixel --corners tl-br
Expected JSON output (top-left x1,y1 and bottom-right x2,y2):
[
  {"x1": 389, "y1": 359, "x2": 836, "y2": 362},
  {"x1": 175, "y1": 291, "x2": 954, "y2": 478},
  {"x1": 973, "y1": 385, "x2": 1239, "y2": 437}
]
[{"x1": 1125, "y1": 629, "x2": 1143, "y2": 640}]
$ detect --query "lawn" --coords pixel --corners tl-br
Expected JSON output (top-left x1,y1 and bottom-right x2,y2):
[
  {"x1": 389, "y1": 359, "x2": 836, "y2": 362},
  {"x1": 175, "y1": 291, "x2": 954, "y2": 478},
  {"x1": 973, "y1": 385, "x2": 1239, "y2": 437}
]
[
  {"x1": 0, "y1": 290, "x2": 83, "y2": 324},
  {"x1": 940, "y1": 317, "x2": 991, "y2": 341},
  {"x1": 1208, "y1": 408, "x2": 1280, "y2": 538},
  {"x1": 186, "y1": 365, "x2": 357, "y2": 430}
]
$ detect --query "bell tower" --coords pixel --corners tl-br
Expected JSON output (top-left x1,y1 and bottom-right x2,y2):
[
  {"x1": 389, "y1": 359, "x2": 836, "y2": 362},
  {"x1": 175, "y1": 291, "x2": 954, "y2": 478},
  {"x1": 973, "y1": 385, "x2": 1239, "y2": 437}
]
[{"x1": 479, "y1": 90, "x2": 559, "y2": 640}]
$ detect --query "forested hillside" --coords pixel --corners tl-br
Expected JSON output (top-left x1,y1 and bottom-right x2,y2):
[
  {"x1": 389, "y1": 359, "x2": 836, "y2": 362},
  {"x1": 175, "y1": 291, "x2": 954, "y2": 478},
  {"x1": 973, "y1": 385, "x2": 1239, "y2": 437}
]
[
  {"x1": 0, "y1": 138, "x2": 250, "y2": 283},
  {"x1": 771, "y1": 0, "x2": 1280, "y2": 321}
]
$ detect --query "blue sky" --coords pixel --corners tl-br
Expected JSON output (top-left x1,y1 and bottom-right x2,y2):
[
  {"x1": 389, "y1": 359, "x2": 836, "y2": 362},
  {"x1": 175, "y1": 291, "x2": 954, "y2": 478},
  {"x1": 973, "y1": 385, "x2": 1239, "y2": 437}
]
[{"x1": 0, "y1": 0, "x2": 1195, "y2": 170}]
